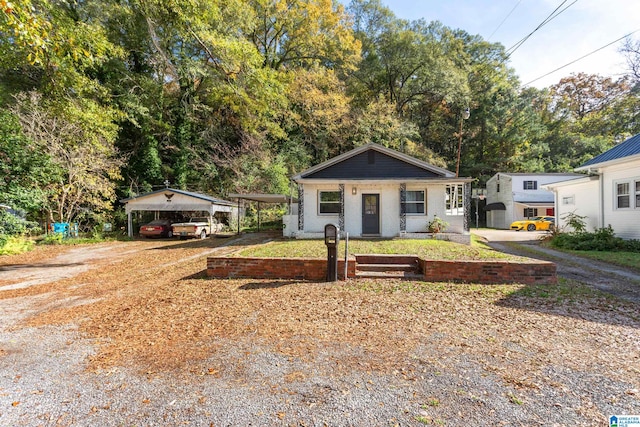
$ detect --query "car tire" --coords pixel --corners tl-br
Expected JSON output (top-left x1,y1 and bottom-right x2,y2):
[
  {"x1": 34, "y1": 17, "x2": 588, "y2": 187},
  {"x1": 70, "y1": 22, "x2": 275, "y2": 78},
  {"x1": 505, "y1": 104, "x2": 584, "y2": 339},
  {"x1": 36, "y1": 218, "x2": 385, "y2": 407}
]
[
  {"x1": 200, "y1": 230, "x2": 207, "y2": 239},
  {"x1": 527, "y1": 224, "x2": 536, "y2": 231},
  {"x1": 167, "y1": 231, "x2": 173, "y2": 238}
]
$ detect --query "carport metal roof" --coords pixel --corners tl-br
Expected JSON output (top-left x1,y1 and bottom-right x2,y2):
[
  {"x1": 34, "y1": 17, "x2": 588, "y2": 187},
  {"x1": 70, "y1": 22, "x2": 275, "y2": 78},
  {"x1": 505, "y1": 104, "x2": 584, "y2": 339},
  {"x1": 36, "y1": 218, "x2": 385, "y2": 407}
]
[
  {"x1": 227, "y1": 193, "x2": 297, "y2": 203},
  {"x1": 121, "y1": 188, "x2": 235, "y2": 214}
]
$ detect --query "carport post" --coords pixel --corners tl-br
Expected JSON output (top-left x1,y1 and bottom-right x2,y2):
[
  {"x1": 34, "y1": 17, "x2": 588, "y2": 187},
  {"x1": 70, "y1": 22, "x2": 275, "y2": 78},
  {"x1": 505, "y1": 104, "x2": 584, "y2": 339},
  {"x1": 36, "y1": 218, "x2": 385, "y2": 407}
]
[
  {"x1": 237, "y1": 198, "x2": 241, "y2": 235},
  {"x1": 127, "y1": 211, "x2": 133, "y2": 238}
]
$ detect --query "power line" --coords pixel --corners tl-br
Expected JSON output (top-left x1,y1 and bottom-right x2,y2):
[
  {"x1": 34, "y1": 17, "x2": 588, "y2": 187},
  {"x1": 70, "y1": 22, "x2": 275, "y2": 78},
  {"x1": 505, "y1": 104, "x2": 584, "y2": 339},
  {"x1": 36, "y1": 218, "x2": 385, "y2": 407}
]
[
  {"x1": 522, "y1": 29, "x2": 640, "y2": 87},
  {"x1": 505, "y1": 0, "x2": 577, "y2": 59},
  {"x1": 488, "y1": 0, "x2": 522, "y2": 41}
]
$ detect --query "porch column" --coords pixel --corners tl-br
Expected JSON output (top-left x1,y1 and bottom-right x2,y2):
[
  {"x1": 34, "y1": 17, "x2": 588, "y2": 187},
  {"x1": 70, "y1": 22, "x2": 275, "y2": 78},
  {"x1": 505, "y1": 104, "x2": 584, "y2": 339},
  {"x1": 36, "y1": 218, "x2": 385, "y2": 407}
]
[
  {"x1": 339, "y1": 184, "x2": 345, "y2": 230},
  {"x1": 297, "y1": 183, "x2": 304, "y2": 232},
  {"x1": 399, "y1": 183, "x2": 406, "y2": 233},
  {"x1": 464, "y1": 182, "x2": 471, "y2": 232}
]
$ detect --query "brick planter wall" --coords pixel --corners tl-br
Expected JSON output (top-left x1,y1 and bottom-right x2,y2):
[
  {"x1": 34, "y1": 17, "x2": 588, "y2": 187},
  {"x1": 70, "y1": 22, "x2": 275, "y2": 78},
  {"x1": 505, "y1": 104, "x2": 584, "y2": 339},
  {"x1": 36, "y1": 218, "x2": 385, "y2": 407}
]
[
  {"x1": 421, "y1": 259, "x2": 557, "y2": 285},
  {"x1": 207, "y1": 257, "x2": 356, "y2": 281},
  {"x1": 207, "y1": 256, "x2": 556, "y2": 285}
]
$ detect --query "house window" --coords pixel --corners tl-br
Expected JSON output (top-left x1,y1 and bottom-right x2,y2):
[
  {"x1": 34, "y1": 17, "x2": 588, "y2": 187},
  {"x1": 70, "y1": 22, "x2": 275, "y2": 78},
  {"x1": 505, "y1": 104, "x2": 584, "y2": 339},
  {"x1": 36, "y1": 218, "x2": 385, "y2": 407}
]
[
  {"x1": 496, "y1": 183, "x2": 500, "y2": 193},
  {"x1": 636, "y1": 181, "x2": 640, "y2": 208},
  {"x1": 405, "y1": 190, "x2": 425, "y2": 214},
  {"x1": 524, "y1": 208, "x2": 538, "y2": 218},
  {"x1": 616, "y1": 182, "x2": 630, "y2": 209},
  {"x1": 562, "y1": 195, "x2": 575, "y2": 205},
  {"x1": 319, "y1": 191, "x2": 340, "y2": 214},
  {"x1": 523, "y1": 180, "x2": 538, "y2": 190},
  {"x1": 445, "y1": 184, "x2": 464, "y2": 216}
]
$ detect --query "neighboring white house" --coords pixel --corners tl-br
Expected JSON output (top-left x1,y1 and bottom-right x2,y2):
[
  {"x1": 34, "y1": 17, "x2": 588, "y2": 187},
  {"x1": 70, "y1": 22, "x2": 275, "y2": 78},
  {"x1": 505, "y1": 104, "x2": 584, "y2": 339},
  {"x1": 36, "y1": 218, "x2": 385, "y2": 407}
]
[
  {"x1": 544, "y1": 133, "x2": 640, "y2": 240},
  {"x1": 284, "y1": 143, "x2": 474, "y2": 241},
  {"x1": 484, "y1": 172, "x2": 583, "y2": 229}
]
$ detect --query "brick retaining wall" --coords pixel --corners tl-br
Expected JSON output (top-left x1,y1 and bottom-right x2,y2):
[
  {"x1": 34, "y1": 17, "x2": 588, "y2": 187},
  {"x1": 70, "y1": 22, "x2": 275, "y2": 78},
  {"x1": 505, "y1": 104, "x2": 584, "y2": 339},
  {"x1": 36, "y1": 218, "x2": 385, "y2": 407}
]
[
  {"x1": 420, "y1": 259, "x2": 557, "y2": 285},
  {"x1": 206, "y1": 257, "x2": 357, "y2": 281},
  {"x1": 207, "y1": 256, "x2": 556, "y2": 284}
]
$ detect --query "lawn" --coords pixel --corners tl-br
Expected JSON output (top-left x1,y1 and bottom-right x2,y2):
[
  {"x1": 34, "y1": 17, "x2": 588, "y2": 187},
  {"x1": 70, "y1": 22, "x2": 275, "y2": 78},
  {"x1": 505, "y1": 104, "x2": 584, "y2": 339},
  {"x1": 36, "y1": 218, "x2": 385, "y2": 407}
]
[
  {"x1": 237, "y1": 236, "x2": 524, "y2": 261},
  {"x1": 560, "y1": 249, "x2": 640, "y2": 273}
]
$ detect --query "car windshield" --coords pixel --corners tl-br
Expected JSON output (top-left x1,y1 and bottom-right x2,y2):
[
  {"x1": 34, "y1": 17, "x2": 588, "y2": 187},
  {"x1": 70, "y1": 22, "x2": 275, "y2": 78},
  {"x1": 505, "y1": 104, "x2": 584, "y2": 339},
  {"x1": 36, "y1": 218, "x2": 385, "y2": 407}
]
[{"x1": 147, "y1": 219, "x2": 169, "y2": 225}]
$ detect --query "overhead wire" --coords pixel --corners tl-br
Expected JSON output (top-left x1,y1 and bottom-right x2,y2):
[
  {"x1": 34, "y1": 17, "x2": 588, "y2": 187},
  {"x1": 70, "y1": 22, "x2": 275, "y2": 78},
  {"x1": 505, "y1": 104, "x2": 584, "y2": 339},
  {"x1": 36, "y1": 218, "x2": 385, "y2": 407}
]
[
  {"x1": 488, "y1": 0, "x2": 522, "y2": 41},
  {"x1": 505, "y1": 0, "x2": 578, "y2": 59},
  {"x1": 522, "y1": 29, "x2": 640, "y2": 87}
]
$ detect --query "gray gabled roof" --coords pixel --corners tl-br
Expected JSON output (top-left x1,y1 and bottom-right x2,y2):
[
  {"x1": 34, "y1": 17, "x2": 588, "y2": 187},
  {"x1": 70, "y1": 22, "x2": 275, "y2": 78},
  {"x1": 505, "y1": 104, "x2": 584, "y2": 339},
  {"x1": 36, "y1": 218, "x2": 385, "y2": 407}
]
[
  {"x1": 292, "y1": 143, "x2": 456, "y2": 180},
  {"x1": 578, "y1": 133, "x2": 640, "y2": 169},
  {"x1": 120, "y1": 188, "x2": 234, "y2": 206}
]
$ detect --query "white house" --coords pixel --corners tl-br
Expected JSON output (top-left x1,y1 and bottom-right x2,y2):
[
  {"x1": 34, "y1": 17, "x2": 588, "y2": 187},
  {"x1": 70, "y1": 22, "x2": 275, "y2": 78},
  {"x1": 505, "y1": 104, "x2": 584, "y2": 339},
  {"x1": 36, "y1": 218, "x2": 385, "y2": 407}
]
[
  {"x1": 484, "y1": 172, "x2": 583, "y2": 229},
  {"x1": 284, "y1": 143, "x2": 474, "y2": 241},
  {"x1": 544, "y1": 133, "x2": 640, "y2": 240}
]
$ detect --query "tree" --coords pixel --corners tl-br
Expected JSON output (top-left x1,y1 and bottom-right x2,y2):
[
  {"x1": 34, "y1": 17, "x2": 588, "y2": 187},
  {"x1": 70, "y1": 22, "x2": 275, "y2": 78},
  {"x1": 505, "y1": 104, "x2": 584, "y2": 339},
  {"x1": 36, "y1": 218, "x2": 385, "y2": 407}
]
[{"x1": 10, "y1": 92, "x2": 122, "y2": 223}]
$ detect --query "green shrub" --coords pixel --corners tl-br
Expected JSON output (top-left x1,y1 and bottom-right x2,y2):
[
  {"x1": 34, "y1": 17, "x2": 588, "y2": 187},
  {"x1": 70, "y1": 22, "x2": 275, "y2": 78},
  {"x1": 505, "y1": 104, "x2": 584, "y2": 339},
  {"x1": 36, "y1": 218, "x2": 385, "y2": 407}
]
[
  {"x1": 40, "y1": 233, "x2": 65, "y2": 245},
  {"x1": 0, "y1": 210, "x2": 40, "y2": 236},
  {"x1": 550, "y1": 225, "x2": 640, "y2": 252},
  {"x1": 0, "y1": 235, "x2": 34, "y2": 255}
]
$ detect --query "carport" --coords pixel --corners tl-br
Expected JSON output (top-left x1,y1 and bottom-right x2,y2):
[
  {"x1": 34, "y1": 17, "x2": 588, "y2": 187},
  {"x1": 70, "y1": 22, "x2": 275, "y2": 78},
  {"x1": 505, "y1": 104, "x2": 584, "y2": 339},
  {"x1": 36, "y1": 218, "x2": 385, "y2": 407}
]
[
  {"x1": 120, "y1": 188, "x2": 235, "y2": 237},
  {"x1": 227, "y1": 193, "x2": 296, "y2": 234}
]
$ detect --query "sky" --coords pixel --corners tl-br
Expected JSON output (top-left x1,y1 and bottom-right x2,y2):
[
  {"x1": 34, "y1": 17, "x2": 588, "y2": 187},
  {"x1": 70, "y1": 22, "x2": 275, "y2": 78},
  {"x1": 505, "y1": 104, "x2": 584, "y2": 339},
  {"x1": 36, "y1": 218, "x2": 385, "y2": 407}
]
[{"x1": 379, "y1": 0, "x2": 640, "y2": 88}]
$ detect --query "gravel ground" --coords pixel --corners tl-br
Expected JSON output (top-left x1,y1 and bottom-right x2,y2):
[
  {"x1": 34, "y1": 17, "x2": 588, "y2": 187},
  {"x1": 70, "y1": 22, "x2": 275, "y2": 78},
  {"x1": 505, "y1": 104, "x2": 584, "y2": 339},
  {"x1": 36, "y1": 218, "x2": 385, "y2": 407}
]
[
  {"x1": 474, "y1": 228, "x2": 640, "y2": 303},
  {"x1": 0, "y1": 233, "x2": 639, "y2": 426}
]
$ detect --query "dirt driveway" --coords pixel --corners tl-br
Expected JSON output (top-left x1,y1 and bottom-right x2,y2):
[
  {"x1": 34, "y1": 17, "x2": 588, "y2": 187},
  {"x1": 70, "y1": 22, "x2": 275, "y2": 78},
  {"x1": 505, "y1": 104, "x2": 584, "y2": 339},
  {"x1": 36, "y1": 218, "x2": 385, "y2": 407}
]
[
  {"x1": 473, "y1": 228, "x2": 640, "y2": 303},
  {"x1": 1, "y1": 233, "x2": 639, "y2": 426}
]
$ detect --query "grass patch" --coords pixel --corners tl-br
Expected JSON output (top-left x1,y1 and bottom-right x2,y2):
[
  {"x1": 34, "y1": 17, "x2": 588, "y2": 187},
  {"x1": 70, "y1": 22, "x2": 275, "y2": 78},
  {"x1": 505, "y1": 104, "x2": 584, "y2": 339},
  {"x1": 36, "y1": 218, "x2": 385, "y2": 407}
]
[
  {"x1": 0, "y1": 236, "x2": 34, "y2": 255},
  {"x1": 506, "y1": 278, "x2": 608, "y2": 302},
  {"x1": 559, "y1": 249, "x2": 640, "y2": 273},
  {"x1": 238, "y1": 238, "x2": 523, "y2": 261}
]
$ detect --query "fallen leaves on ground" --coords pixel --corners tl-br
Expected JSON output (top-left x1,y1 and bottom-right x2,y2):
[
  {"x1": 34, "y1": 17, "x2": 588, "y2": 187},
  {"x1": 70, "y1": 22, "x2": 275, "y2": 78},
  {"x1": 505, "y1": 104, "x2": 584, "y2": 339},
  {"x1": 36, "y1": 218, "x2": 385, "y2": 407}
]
[{"x1": 2, "y1": 234, "x2": 639, "y2": 396}]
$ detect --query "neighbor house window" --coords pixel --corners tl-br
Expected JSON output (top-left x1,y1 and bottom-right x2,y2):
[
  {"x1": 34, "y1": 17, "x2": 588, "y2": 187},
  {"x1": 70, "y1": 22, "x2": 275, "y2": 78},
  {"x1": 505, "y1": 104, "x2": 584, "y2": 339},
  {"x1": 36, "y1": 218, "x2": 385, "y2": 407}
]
[
  {"x1": 616, "y1": 182, "x2": 630, "y2": 209},
  {"x1": 319, "y1": 191, "x2": 340, "y2": 214},
  {"x1": 562, "y1": 195, "x2": 575, "y2": 205},
  {"x1": 405, "y1": 190, "x2": 425, "y2": 214},
  {"x1": 635, "y1": 180, "x2": 640, "y2": 208},
  {"x1": 496, "y1": 183, "x2": 500, "y2": 193},
  {"x1": 524, "y1": 208, "x2": 538, "y2": 218},
  {"x1": 445, "y1": 184, "x2": 464, "y2": 215},
  {"x1": 523, "y1": 180, "x2": 538, "y2": 190}
]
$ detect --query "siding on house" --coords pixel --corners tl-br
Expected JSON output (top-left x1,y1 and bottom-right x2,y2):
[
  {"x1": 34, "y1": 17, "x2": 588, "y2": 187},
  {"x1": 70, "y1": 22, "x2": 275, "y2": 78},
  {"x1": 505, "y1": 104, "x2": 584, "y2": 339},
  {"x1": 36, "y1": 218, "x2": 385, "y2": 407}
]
[
  {"x1": 300, "y1": 181, "x2": 465, "y2": 237},
  {"x1": 545, "y1": 176, "x2": 600, "y2": 232},
  {"x1": 485, "y1": 173, "x2": 583, "y2": 229},
  {"x1": 600, "y1": 159, "x2": 640, "y2": 240},
  {"x1": 304, "y1": 150, "x2": 440, "y2": 179}
]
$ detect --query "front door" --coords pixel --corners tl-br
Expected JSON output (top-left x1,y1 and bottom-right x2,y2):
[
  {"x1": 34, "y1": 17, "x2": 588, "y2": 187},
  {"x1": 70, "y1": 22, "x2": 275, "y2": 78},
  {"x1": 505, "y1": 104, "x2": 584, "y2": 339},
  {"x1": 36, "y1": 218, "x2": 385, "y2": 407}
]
[{"x1": 362, "y1": 194, "x2": 380, "y2": 235}]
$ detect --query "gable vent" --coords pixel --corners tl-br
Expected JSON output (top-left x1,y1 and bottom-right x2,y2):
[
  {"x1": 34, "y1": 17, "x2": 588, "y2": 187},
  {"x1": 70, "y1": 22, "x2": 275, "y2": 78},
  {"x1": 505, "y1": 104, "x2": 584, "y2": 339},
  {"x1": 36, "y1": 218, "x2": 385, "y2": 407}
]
[{"x1": 368, "y1": 150, "x2": 375, "y2": 164}]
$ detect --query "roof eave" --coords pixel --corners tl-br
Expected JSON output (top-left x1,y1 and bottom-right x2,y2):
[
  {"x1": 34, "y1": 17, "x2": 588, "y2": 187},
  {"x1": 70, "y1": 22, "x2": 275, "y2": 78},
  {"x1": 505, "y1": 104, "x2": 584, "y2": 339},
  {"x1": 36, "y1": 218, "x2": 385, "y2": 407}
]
[{"x1": 575, "y1": 153, "x2": 640, "y2": 172}]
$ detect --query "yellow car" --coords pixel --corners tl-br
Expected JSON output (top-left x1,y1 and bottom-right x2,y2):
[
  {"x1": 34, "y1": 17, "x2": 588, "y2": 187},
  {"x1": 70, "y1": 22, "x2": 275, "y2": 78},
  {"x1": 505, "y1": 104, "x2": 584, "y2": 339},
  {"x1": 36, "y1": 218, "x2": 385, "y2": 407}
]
[{"x1": 510, "y1": 216, "x2": 555, "y2": 231}]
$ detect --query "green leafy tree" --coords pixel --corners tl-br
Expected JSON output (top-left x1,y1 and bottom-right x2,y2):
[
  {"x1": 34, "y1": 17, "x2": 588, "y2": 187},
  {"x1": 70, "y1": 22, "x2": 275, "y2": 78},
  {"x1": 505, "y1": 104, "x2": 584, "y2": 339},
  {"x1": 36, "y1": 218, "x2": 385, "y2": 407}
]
[{"x1": 11, "y1": 92, "x2": 122, "y2": 223}]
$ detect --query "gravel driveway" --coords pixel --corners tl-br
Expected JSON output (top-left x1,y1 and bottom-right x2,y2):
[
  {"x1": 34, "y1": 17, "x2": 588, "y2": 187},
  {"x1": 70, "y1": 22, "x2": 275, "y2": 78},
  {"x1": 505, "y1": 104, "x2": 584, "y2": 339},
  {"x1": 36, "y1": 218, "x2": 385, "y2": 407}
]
[
  {"x1": 0, "y1": 233, "x2": 638, "y2": 426},
  {"x1": 474, "y1": 228, "x2": 640, "y2": 303}
]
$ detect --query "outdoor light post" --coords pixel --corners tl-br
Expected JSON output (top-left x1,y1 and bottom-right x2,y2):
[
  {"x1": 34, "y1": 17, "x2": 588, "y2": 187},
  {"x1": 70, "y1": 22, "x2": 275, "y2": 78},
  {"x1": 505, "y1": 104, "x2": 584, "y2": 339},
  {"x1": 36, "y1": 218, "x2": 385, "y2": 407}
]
[{"x1": 455, "y1": 107, "x2": 470, "y2": 178}]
